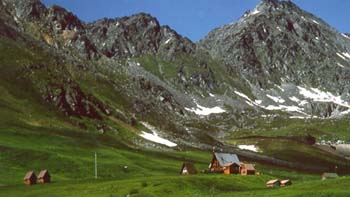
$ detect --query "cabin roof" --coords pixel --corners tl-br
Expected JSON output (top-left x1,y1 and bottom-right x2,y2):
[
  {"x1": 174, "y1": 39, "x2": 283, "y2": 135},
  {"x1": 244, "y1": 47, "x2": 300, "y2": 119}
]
[
  {"x1": 24, "y1": 171, "x2": 35, "y2": 180},
  {"x1": 242, "y1": 163, "x2": 255, "y2": 171},
  {"x1": 266, "y1": 179, "x2": 279, "y2": 184},
  {"x1": 322, "y1": 173, "x2": 338, "y2": 178},
  {"x1": 281, "y1": 179, "x2": 291, "y2": 184},
  {"x1": 214, "y1": 152, "x2": 241, "y2": 167},
  {"x1": 38, "y1": 169, "x2": 50, "y2": 178}
]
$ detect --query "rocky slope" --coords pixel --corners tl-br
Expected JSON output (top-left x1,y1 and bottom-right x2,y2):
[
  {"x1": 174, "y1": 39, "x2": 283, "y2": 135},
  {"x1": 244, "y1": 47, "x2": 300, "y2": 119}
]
[
  {"x1": 199, "y1": 0, "x2": 350, "y2": 118},
  {"x1": 1, "y1": 0, "x2": 350, "y2": 152}
]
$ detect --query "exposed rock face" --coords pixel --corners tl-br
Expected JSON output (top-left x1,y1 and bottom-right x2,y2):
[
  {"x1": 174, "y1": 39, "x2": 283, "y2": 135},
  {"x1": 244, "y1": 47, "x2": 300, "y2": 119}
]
[
  {"x1": 199, "y1": 0, "x2": 350, "y2": 118},
  {"x1": 87, "y1": 13, "x2": 195, "y2": 59},
  {"x1": 2, "y1": 0, "x2": 195, "y2": 61},
  {"x1": 200, "y1": 0, "x2": 350, "y2": 91},
  {"x1": 4, "y1": 0, "x2": 47, "y2": 21}
]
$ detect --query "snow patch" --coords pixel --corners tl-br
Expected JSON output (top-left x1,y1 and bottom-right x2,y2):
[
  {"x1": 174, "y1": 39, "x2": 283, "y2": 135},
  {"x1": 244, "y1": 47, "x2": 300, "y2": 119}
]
[
  {"x1": 337, "y1": 52, "x2": 350, "y2": 60},
  {"x1": 299, "y1": 100, "x2": 309, "y2": 106},
  {"x1": 290, "y1": 96, "x2": 300, "y2": 102},
  {"x1": 342, "y1": 33, "x2": 350, "y2": 40},
  {"x1": 275, "y1": 85, "x2": 285, "y2": 92},
  {"x1": 165, "y1": 38, "x2": 172, "y2": 44},
  {"x1": 337, "y1": 62, "x2": 345, "y2": 68},
  {"x1": 265, "y1": 105, "x2": 305, "y2": 114},
  {"x1": 185, "y1": 100, "x2": 225, "y2": 116},
  {"x1": 267, "y1": 94, "x2": 285, "y2": 103},
  {"x1": 298, "y1": 86, "x2": 350, "y2": 108},
  {"x1": 234, "y1": 91, "x2": 258, "y2": 107},
  {"x1": 312, "y1": 19, "x2": 319, "y2": 25},
  {"x1": 234, "y1": 91, "x2": 251, "y2": 101},
  {"x1": 340, "y1": 109, "x2": 350, "y2": 116},
  {"x1": 342, "y1": 52, "x2": 350, "y2": 59},
  {"x1": 250, "y1": 9, "x2": 260, "y2": 16},
  {"x1": 255, "y1": 100, "x2": 262, "y2": 105},
  {"x1": 238, "y1": 145, "x2": 258, "y2": 152},
  {"x1": 140, "y1": 122, "x2": 177, "y2": 147}
]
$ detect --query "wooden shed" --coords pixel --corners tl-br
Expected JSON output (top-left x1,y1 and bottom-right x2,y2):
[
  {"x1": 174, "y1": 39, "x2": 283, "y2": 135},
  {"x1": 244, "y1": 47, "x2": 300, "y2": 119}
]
[
  {"x1": 266, "y1": 179, "x2": 280, "y2": 188},
  {"x1": 38, "y1": 169, "x2": 51, "y2": 183},
  {"x1": 24, "y1": 171, "x2": 37, "y2": 185},
  {"x1": 321, "y1": 172, "x2": 338, "y2": 180},
  {"x1": 240, "y1": 163, "x2": 256, "y2": 175},
  {"x1": 280, "y1": 179, "x2": 292, "y2": 187},
  {"x1": 209, "y1": 152, "x2": 241, "y2": 174},
  {"x1": 179, "y1": 163, "x2": 197, "y2": 175}
]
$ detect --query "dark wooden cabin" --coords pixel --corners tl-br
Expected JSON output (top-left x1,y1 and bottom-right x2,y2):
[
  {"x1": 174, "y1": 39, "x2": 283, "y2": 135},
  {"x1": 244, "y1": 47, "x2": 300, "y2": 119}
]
[
  {"x1": 38, "y1": 169, "x2": 51, "y2": 183},
  {"x1": 179, "y1": 163, "x2": 197, "y2": 175},
  {"x1": 240, "y1": 163, "x2": 256, "y2": 175},
  {"x1": 24, "y1": 171, "x2": 37, "y2": 185},
  {"x1": 209, "y1": 152, "x2": 241, "y2": 174},
  {"x1": 280, "y1": 179, "x2": 292, "y2": 187}
]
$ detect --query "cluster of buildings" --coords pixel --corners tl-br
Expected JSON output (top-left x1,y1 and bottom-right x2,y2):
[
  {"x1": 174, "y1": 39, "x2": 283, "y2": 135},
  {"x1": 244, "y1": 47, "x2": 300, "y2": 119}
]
[
  {"x1": 180, "y1": 152, "x2": 258, "y2": 176},
  {"x1": 180, "y1": 151, "x2": 342, "y2": 188},
  {"x1": 180, "y1": 152, "x2": 294, "y2": 188}
]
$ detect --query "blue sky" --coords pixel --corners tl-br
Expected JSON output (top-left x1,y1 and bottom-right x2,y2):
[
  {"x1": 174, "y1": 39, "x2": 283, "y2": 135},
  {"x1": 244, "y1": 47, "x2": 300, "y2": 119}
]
[{"x1": 41, "y1": 0, "x2": 350, "y2": 42}]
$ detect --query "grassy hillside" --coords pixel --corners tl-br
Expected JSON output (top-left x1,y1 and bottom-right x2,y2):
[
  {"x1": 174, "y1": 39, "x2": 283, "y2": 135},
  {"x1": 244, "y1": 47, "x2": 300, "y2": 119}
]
[{"x1": 1, "y1": 174, "x2": 349, "y2": 196}]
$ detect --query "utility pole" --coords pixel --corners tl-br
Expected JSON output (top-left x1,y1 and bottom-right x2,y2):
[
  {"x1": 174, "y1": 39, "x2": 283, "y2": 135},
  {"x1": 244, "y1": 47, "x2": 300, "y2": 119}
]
[{"x1": 95, "y1": 152, "x2": 97, "y2": 179}]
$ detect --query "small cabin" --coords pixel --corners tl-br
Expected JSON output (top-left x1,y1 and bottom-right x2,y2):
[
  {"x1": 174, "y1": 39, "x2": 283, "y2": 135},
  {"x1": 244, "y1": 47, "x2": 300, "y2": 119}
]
[
  {"x1": 24, "y1": 171, "x2": 37, "y2": 185},
  {"x1": 209, "y1": 152, "x2": 241, "y2": 174},
  {"x1": 266, "y1": 179, "x2": 280, "y2": 188},
  {"x1": 280, "y1": 179, "x2": 292, "y2": 187},
  {"x1": 240, "y1": 163, "x2": 256, "y2": 175},
  {"x1": 179, "y1": 163, "x2": 197, "y2": 175},
  {"x1": 321, "y1": 172, "x2": 338, "y2": 180},
  {"x1": 38, "y1": 169, "x2": 51, "y2": 183}
]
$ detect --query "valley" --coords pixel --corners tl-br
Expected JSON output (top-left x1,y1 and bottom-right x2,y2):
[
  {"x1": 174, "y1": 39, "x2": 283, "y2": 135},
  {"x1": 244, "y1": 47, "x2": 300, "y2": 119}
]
[{"x1": 0, "y1": 0, "x2": 350, "y2": 196}]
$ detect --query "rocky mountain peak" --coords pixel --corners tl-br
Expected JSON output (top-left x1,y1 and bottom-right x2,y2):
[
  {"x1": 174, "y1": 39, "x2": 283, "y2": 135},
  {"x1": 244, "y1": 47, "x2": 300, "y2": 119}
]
[
  {"x1": 87, "y1": 12, "x2": 195, "y2": 59},
  {"x1": 2, "y1": 0, "x2": 47, "y2": 21},
  {"x1": 47, "y1": 5, "x2": 85, "y2": 32}
]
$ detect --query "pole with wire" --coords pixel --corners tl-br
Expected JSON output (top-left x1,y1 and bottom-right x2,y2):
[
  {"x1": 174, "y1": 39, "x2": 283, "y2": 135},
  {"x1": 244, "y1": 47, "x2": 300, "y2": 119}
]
[{"x1": 95, "y1": 152, "x2": 97, "y2": 179}]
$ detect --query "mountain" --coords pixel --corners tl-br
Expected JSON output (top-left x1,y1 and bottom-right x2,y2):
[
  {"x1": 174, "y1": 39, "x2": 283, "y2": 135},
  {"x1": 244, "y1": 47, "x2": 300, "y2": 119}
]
[
  {"x1": 199, "y1": 0, "x2": 350, "y2": 118},
  {"x1": 1, "y1": 0, "x2": 350, "y2": 173}
]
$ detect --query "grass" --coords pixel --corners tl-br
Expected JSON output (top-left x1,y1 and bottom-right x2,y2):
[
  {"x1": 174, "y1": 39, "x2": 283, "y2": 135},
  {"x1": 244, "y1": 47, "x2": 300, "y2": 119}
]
[{"x1": 1, "y1": 174, "x2": 349, "y2": 196}]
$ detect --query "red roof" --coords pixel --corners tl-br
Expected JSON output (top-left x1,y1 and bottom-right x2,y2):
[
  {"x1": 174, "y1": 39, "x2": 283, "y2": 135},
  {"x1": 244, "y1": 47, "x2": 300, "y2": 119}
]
[
  {"x1": 281, "y1": 179, "x2": 291, "y2": 184},
  {"x1": 242, "y1": 163, "x2": 255, "y2": 171},
  {"x1": 24, "y1": 171, "x2": 35, "y2": 180},
  {"x1": 266, "y1": 179, "x2": 279, "y2": 184},
  {"x1": 38, "y1": 170, "x2": 49, "y2": 178}
]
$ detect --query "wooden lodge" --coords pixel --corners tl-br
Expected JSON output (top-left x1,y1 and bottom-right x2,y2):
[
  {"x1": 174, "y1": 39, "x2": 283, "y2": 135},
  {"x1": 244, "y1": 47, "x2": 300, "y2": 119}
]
[
  {"x1": 240, "y1": 163, "x2": 256, "y2": 176},
  {"x1": 24, "y1": 171, "x2": 37, "y2": 185},
  {"x1": 38, "y1": 169, "x2": 51, "y2": 183},
  {"x1": 266, "y1": 179, "x2": 280, "y2": 188},
  {"x1": 179, "y1": 162, "x2": 197, "y2": 175},
  {"x1": 280, "y1": 179, "x2": 292, "y2": 187},
  {"x1": 209, "y1": 152, "x2": 241, "y2": 174},
  {"x1": 321, "y1": 172, "x2": 338, "y2": 180}
]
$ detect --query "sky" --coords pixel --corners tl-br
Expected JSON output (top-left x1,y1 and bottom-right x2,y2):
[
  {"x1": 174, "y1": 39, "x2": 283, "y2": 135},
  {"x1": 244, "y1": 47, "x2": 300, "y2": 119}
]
[{"x1": 41, "y1": 0, "x2": 350, "y2": 42}]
